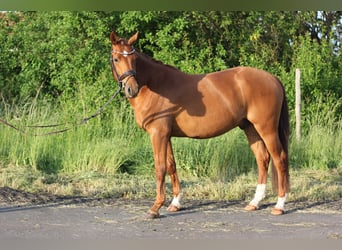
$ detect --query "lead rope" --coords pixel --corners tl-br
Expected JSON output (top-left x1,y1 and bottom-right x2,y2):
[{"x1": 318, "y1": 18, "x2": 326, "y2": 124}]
[
  {"x1": 80, "y1": 86, "x2": 122, "y2": 125},
  {"x1": 0, "y1": 86, "x2": 122, "y2": 136},
  {"x1": 0, "y1": 49, "x2": 128, "y2": 136}
]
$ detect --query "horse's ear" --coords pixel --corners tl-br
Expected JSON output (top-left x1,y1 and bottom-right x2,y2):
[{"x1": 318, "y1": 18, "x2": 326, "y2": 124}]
[
  {"x1": 110, "y1": 31, "x2": 120, "y2": 44},
  {"x1": 128, "y1": 31, "x2": 139, "y2": 45}
]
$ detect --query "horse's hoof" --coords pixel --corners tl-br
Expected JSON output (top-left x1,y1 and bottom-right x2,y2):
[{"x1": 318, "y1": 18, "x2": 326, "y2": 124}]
[
  {"x1": 271, "y1": 208, "x2": 285, "y2": 215},
  {"x1": 146, "y1": 211, "x2": 160, "y2": 219},
  {"x1": 167, "y1": 204, "x2": 180, "y2": 212},
  {"x1": 245, "y1": 204, "x2": 258, "y2": 211}
]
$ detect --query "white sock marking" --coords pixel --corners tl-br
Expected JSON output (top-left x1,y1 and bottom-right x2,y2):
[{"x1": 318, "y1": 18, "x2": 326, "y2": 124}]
[
  {"x1": 249, "y1": 184, "x2": 266, "y2": 208},
  {"x1": 171, "y1": 193, "x2": 182, "y2": 208},
  {"x1": 275, "y1": 193, "x2": 288, "y2": 211}
]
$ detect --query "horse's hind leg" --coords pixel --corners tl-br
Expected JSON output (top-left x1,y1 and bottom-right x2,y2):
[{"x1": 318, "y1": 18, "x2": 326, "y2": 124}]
[
  {"x1": 253, "y1": 125, "x2": 289, "y2": 215},
  {"x1": 166, "y1": 140, "x2": 182, "y2": 212},
  {"x1": 243, "y1": 123, "x2": 270, "y2": 211},
  {"x1": 262, "y1": 132, "x2": 289, "y2": 215}
]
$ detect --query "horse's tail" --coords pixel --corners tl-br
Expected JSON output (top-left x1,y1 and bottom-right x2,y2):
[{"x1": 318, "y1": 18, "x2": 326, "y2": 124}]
[{"x1": 271, "y1": 79, "x2": 290, "y2": 193}]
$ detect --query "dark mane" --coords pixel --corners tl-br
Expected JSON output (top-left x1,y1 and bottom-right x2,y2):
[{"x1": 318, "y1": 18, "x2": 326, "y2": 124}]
[{"x1": 136, "y1": 50, "x2": 180, "y2": 72}]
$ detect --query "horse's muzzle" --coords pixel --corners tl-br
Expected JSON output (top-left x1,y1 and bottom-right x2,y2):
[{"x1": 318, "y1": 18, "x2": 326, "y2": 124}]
[{"x1": 124, "y1": 77, "x2": 139, "y2": 98}]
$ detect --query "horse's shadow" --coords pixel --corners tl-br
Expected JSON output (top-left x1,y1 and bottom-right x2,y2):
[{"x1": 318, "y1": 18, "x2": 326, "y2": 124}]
[
  {"x1": 281, "y1": 200, "x2": 339, "y2": 214},
  {"x1": 160, "y1": 199, "x2": 243, "y2": 218},
  {"x1": 0, "y1": 196, "x2": 99, "y2": 213},
  {"x1": 160, "y1": 198, "x2": 340, "y2": 218},
  {"x1": 1, "y1": 187, "x2": 338, "y2": 216},
  {"x1": 235, "y1": 200, "x2": 339, "y2": 215}
]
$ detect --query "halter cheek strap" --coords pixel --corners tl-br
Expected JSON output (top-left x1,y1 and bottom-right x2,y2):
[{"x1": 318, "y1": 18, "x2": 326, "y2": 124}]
[
  {"x1": 118, "y1": 70, "x2": 137, "y2": 82},
  {"x1": 118, "y1": 70, "x2": 137, "y2": 90},
  {"x1": 110, "y1": 49, "x2": 137, "y2": 89}
]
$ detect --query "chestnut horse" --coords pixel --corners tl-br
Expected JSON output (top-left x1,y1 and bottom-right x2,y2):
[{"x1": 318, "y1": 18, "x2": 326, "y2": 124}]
[{"x1": 110, "y1": 31, "x2": 290, "y2": 218}]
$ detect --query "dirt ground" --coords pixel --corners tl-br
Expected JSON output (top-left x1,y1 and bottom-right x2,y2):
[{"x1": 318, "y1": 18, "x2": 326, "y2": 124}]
[{"x1": 0, "y1": 187, "x2": 341, "y2": 239}]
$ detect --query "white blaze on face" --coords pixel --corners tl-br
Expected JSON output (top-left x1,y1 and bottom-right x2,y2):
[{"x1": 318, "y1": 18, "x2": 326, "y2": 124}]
[{"x1": 123, "y1": 50, "x2": 129, "y2": 57}]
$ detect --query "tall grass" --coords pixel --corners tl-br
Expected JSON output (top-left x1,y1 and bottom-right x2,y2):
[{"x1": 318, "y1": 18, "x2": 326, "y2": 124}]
[
  {"x1": 0, "y1": 100, "x2": 152, "y2": 176},
  {"x1": 290, "y1": 96, "x2": 342, "y2": 170},
  {"x1": 0, "y1": 95, "x2": 341, "y2": 199},
  {"x1": 0, "y1": 101, "x2": 257, "y2": 181},
  {"x1": 172, "y1": 130, "x2": 255, "y2": 181}
]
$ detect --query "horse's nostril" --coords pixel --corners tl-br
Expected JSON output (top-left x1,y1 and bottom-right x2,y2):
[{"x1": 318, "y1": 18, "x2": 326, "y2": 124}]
[{"x1": 125, "y1": 83, "x2": 138, "y2": 98}]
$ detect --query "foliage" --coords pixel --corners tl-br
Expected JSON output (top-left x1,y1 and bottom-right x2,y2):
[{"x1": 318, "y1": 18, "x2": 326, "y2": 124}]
[
  {"x1": 0, "y1": 11, "x2": 341, "y2": 183},
  {"x1": 1, "y1": 13, "x2": 341, "y2": 95},
  {"x1": 1, "y1": 11, "x2": 341, "y2": 115}
]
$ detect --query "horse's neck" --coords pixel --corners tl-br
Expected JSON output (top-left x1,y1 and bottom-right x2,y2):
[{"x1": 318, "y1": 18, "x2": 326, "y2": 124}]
[
  {"x1": 128, "y1": 54, "x2": 181, "y2": 119},
  {"x1": 136, "y1": 53, "x2": 185, "y2": 87}
]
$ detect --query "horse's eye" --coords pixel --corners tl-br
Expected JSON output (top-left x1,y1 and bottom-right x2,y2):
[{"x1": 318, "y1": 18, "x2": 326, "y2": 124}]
[{"x1": 114, "y1": 58, "x2": 119, "y2": 63}]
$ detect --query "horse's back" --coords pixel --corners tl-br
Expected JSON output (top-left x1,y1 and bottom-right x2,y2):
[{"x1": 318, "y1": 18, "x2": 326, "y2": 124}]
[
  {"x1": 201, "y1": 66, "x2": 284, "y2": 113},
  {"x1": 207, "y1": 66, "x2": 282, "y2": 94}
]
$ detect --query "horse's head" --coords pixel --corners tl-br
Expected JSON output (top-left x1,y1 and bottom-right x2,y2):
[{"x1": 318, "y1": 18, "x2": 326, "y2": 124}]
[{"x1": 110, "y1": 31, "x2": 139, "y2": 98}]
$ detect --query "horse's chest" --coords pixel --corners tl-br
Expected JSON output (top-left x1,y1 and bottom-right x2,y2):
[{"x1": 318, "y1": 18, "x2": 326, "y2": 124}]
[{"x1": 133, "y1": 111, "x2": 147, "y2": 130}]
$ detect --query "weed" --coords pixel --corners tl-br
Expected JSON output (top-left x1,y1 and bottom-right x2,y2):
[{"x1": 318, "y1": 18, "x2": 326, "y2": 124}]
[{"x1": 0, "y1": 96, "x2": 341, "y2": 202}]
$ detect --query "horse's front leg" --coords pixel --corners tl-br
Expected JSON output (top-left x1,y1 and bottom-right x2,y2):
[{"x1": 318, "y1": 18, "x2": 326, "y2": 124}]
[
  {"x1": 147, "y1": 130, "x2": 169, "y2": 219},
  {"x1": 166, "y1": 140, "x2": 182, "y2": 212}
]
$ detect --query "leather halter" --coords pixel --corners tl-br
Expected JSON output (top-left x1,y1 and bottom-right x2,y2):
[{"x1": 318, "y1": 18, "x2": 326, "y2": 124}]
[{"x1": 110, "y1": 49, "x2": 137, "y2": 89}]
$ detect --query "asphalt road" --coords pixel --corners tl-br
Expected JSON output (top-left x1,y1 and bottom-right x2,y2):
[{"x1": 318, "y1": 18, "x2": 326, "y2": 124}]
[{"x1": 0, "y1": 195, "x2": 341, "y2": 240}]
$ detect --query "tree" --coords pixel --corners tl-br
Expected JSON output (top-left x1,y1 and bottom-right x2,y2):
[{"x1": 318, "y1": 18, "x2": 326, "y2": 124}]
[{"x1": 0, "y1": 11, "x2": 340, "y2": 121}]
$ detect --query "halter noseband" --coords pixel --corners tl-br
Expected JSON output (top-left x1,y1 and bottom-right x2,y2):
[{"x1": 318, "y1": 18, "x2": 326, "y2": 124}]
[{"x1": 110, "y1": 48, "x2": 137, "y2": 89}]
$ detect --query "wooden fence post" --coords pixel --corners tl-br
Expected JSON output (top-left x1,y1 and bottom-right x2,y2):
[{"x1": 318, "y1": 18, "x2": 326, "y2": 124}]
[{"x1": 295, "y1": 68, "x2": 301, "y2": 141}]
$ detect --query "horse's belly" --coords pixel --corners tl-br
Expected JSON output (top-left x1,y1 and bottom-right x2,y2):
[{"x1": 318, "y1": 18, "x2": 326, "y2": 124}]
[{"x1": 172, "y1": 112, "x2": 239, "y2": 139}]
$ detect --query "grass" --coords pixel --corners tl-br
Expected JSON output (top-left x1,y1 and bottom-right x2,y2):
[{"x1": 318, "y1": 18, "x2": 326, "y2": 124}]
[
  {"x1": 0, "y1": 163, "x2": 341, "y2": 203},
  {"x1": 0, "y1": 97, "x2": 341, "y2": 203}
]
